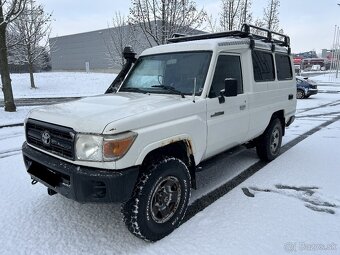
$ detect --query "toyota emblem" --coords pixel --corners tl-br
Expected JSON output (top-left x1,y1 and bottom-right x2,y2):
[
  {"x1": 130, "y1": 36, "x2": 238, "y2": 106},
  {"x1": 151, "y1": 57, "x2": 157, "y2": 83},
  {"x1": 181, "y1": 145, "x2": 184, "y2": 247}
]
[{"x1": 41, "y1": 130, "x2": 51, "y2": 146}]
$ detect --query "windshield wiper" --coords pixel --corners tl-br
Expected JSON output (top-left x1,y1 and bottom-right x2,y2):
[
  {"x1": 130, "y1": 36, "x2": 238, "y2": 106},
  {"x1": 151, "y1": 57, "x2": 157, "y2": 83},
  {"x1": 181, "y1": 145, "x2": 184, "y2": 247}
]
[
  {"x1": 119, "y1": 87, "x2": 147, "y2": 94},
  {"x1": 151, "y1": 85, "x2": 185, "y2": 98}
]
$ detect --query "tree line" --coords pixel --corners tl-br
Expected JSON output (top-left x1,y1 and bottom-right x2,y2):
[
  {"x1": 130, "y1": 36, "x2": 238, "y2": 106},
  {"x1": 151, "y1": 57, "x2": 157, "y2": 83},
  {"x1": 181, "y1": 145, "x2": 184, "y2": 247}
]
[
  {"x1": 1, "y1": 0, "x2": 52, "y2": 112},
  {"x1": 0, "y1": 0, "x2": 282, "y2": 112},
  {"x1": 107, "y1": 0, "x2": 282, "y2": 69}
]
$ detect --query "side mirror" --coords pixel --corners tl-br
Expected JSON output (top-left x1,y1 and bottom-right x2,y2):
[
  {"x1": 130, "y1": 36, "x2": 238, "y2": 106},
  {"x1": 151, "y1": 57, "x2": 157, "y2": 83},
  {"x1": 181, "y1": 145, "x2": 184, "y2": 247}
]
[
  {"x1": 218, "y1": 89, "x2": 225, "y2": 104},
  {"x1": 224, "y1": 78, "x2": 238, "y2": 97}
]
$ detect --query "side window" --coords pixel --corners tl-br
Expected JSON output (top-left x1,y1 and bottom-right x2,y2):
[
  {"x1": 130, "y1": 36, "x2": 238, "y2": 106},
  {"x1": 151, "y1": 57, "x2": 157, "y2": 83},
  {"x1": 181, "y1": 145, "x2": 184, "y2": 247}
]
[
  {"x1": 252, "y1": 50, "x2": 275, "y2": 82},
  {"x1": 209, "y1": 55, "x2": 243, "y2": 98},
  {"x1": 275, "y1": 54, "x2": 293, "y2": 80}
]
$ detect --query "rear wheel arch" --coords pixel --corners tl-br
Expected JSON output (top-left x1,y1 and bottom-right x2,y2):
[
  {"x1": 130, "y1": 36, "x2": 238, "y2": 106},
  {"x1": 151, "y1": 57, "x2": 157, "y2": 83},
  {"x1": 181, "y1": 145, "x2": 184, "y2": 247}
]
[
  {"x1": 256, "y1": 118, "x2": 283, "y2": 162},
  {"x1": 270, "y1": 110, "x2": 285, "y2": 136}
]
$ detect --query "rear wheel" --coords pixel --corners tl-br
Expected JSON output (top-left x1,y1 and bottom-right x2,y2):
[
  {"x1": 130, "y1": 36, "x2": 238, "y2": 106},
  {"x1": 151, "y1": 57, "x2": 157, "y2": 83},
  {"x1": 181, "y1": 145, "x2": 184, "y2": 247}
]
[
  {"x1": 297, "y1": 89, "x2": 305, "y2": 99},
  {"x1": 122, "y1": 157, "x2": 191, "y2": 242},
  {"x1": 256, "y1": 118, "x2": 283, "y2": 161}
]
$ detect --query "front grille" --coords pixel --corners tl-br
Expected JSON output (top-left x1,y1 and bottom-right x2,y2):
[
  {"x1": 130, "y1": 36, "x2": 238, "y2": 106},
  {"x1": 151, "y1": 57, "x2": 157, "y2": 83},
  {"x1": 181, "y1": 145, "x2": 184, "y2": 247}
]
[{"x1": 26, "y1": 119, "x2": 75, "y2": 160}]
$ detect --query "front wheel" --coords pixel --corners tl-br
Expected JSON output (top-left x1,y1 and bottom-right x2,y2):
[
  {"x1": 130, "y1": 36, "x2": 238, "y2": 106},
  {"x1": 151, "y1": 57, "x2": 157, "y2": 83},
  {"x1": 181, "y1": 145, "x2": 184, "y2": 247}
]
[
  {"x1": 122, "y1": 157, "x2": 191, "y2": 242},
  {"x1": 256, "y1": 118, "x2": 283, "y2": 162}
]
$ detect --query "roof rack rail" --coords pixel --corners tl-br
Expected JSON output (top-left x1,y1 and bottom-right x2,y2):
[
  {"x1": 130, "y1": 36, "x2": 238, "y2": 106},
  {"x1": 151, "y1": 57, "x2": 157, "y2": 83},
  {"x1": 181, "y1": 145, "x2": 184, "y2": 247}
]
[{"x1": 168, "y1": 23, "x2": 290, "y2": 50}]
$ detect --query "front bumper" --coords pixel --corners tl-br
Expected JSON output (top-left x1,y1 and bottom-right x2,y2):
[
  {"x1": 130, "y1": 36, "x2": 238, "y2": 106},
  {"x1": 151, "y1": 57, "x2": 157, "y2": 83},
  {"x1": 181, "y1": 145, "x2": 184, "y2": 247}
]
[
  {"x1": 22, "y1": 142, "x2": 139, "y2": 203},
  {"x1": 307, "y1": 88, "x2": 318, "y2": 96}
]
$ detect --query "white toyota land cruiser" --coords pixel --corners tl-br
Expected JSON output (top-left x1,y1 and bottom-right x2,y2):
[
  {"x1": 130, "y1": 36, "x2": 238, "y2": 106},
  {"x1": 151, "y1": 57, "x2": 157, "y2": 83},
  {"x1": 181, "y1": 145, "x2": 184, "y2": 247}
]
[{"x1": 22, "y1": 24, "x2": 296, "y2": 241}]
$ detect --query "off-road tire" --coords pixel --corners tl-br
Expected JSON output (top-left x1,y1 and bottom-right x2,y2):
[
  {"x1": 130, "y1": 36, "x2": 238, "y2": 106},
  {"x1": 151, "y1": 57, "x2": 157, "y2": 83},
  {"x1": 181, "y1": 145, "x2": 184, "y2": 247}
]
[
  {"x1": 256, "y1": 118, "x2": 283, "y2": 162},
  {"x1": 121, "y1": 157, "x2": 191, "y2": 242}
]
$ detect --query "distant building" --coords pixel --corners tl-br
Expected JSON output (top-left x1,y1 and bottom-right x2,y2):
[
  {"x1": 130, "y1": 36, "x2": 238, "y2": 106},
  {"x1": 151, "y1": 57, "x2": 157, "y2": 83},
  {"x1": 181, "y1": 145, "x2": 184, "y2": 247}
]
[
  {"x1": 292, "y1": 50, "x2": 331, "y2": 71},
  {"x1": 321, "y1": 48, "x2": 338, "y2": 61},
  {"x1": 49, "y1": 25, "x2": 149, "y2": 73},
  {"x1": 49, "y1": 23, "x2": 203, "y2": 73}
]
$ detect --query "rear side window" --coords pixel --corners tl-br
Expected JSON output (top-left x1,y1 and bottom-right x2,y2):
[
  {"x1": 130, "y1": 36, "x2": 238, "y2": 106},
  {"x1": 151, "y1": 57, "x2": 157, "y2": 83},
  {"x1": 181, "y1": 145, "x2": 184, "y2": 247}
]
[
  {"x1": 275, "y1": 54, "x2": 293, "y2": 80},
  {"x1": 252, "y1": 50, "x2": 275, "y2": 82}
]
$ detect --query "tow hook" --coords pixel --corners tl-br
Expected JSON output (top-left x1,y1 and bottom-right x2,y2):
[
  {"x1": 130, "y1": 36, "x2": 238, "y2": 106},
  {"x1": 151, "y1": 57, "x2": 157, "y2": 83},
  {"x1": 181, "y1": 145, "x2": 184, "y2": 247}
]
[
  {"x1": 47, "y1": 188, "x2": 57, "y2": 196},
  {"x1": 31, "y1": 179, "x2": 38, "y2": 185}
]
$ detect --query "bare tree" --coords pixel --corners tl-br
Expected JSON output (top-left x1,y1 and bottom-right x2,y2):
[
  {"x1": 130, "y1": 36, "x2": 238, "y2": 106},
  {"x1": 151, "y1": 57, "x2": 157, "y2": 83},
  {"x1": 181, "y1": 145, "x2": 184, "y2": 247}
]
[
  {"x1": 10, "y1": 0, "x2": 52, "y2": 88},
  {"x1": 207, "y1": 0, "x2": 252, "y2": 33},
  {"x1": 206, "y1": 14, "x2": 219, "y2": 33},
  {"x1": 0, "y1": 0, "x2": 26, "y2": 112},
  {"x1": 238, "y1": 0, "x2": 252, "y2": 28},
  {"x1": 263, "y1": 0, "x2": 280, "y2": 31},
  {"x1": 129, "y1": 0, "x2": 206, "y2": 46},
  {"x1": 220, "y1": 0, "x2": 241, "y2": 31},
  {"x1": 102, "y1": 12, "x2": 137, "y2": 68}
]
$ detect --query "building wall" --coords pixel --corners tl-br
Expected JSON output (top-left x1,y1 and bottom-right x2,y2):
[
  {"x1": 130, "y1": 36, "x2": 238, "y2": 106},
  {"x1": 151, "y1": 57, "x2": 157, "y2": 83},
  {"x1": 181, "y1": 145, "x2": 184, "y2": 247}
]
[
  {"x1": 49, "y1": 23, "x2": 203, "y2": 72},
  {"x1": 50, "y1": 28, "x2": 119, "y2": 72}
]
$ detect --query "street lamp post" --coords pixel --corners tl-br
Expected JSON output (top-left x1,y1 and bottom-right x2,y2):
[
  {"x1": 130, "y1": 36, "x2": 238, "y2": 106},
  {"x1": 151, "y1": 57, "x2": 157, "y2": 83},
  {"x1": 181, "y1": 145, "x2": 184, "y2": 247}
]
[
  {"x1": 336, "y1": 28, "x2": 340, "y2": 78},
  {"x1": 330, "y1": 25, "x2": 337, "y2": 72},
  {"x1": 337, "y1": 3, "x2": 340, "y2": 78}
]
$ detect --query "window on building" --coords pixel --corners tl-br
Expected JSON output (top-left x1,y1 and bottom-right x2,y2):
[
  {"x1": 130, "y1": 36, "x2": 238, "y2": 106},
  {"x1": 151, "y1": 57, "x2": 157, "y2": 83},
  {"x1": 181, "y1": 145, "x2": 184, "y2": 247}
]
[
  {"x1": 252, "y1": 50, "x2": 275, "y2": 82},
  {"x1": 209, "y1": 55, "x2": 243, "y2": 98},
  {"x1": 275, "y1": 54, "x2": 293, "y2": 80}
]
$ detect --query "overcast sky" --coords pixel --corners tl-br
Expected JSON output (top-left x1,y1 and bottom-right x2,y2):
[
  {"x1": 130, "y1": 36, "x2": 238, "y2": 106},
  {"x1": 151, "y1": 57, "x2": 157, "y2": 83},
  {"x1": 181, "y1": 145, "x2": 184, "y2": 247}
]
[{"x1": 38, "y1": 0, "x2": 340, "y2": 53}]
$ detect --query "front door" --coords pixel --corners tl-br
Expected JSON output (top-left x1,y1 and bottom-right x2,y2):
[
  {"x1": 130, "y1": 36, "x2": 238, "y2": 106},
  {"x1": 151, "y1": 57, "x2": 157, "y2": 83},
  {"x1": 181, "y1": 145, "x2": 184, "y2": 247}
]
[{"x1": 205, "y1": 54, "x2": 249, "y2": 159}]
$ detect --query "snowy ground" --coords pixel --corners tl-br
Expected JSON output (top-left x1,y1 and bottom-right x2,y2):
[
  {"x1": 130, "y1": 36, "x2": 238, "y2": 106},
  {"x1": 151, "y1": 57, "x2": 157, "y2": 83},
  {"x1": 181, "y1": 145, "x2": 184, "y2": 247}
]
[
  {"x1": 0, "y1": 72, "x2": 117, "y2": 125},
  {"x1": 0, "y1": 72, "x2": 116, "y2": 99},
  {"x1": 0, "y1": 74, "x2": 340, "y2": 254},
  {"x1": 310, "y1": 72, "x2": 340, "y2": 85}
]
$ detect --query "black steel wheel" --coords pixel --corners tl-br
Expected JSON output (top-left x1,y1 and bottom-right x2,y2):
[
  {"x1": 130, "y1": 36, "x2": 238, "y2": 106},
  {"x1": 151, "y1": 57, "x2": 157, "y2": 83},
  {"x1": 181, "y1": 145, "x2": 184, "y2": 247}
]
[
  {"x1": 150, "y1": 176, "x2": 182, "y2": 224},
  {"x1": 122, "y1": 157, "x2": 191, "y2": 242}
]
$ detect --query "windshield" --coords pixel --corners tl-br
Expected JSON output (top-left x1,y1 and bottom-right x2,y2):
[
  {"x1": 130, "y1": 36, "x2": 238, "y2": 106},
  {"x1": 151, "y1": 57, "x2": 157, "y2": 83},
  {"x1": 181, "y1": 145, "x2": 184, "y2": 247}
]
[{"x1": 120, "y1": 51, "x2": 212, "y2": 95}]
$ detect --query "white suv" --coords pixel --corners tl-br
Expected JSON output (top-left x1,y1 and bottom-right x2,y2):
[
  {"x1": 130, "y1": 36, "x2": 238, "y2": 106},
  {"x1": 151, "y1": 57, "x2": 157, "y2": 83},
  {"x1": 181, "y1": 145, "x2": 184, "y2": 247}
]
[{"x1": 22, "y1": 24, "x2": 296, "y2": 241}]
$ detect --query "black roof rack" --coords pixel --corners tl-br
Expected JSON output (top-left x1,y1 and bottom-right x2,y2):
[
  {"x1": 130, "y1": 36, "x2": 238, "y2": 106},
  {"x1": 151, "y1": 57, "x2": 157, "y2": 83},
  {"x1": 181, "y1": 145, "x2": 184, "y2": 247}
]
[{"x1": 168, "y1": 23, "x2": 290, "y2": 51}]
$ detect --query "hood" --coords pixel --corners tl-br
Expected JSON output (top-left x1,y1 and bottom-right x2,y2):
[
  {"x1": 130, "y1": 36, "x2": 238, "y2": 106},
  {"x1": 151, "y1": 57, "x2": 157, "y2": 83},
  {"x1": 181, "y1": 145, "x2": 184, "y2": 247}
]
[{"x1": 28, "y1": 93, "x2": 187, "y2": 133}]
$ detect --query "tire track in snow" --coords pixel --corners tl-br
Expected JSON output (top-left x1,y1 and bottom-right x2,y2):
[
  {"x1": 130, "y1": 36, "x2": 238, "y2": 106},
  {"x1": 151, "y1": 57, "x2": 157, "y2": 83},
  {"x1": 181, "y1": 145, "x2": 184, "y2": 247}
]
[
  {"x1": 0, "y1": 97, "x2": 81, "y2": 107},
  {"x1": 0, "y1": 133, "x2": 23, "y2": 141},
  {"x1": 0, "y1": 123, "x2": 24, "y2": 129},
  {"x1": 0, "y1": 148, "x2": 22, "y2": 159},
  {"x1": 296, "y1": 99, "x2": 340, "y2": 114}
]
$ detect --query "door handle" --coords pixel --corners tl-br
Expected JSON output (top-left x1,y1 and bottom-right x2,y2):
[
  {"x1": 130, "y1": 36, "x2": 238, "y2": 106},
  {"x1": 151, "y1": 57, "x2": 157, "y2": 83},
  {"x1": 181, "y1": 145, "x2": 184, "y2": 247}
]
[
  {"x1": 211, "y1": 111, "x2": 224, "y2": 118},
  {"x1": 239, "y1": 104, "x2": 246, "y2": 110}
]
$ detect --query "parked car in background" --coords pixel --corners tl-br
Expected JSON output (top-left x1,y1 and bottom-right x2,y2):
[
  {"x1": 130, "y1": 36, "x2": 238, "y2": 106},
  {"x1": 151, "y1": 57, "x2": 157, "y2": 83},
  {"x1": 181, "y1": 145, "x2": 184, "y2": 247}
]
[{"x1": 296, "y1": 76, "x2": 318, "y2": 99}]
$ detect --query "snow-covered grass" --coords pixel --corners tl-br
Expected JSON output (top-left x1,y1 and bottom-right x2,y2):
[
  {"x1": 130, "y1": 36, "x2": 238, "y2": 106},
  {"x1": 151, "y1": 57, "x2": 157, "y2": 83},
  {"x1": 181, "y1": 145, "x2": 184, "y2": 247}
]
[
  {"x1": 0, "y1": 72, "x2": 116, "y2": 125},
  {"x1": 0, "y1": 106, "x2": 33, "y2": 126},
  {"x1": 0, "y1": 72, "x2": 116, "y2": 99}
]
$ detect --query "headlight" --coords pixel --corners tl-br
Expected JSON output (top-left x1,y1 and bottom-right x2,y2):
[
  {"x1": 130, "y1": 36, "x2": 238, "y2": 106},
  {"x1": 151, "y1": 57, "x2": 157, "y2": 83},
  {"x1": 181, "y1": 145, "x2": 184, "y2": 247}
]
[
  {"x1": 75, "y1": 134, "x2": 103, "y2": 161},
  {"x1": 75, "y1": 132, "x2": 137, "y2": 162}
]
